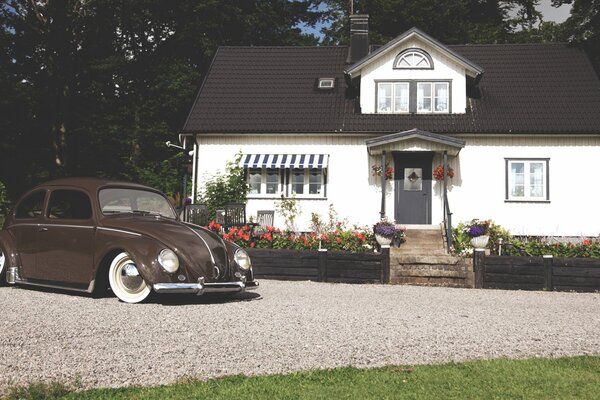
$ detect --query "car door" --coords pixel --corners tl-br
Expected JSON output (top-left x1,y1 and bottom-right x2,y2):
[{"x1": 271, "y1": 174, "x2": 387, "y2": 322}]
[
  {"x1": 10, "y1": 190, "x2": 47, "y2": 278},
  {"x1": 34, "y1": 189, "x2": 96, "y2": 286}
]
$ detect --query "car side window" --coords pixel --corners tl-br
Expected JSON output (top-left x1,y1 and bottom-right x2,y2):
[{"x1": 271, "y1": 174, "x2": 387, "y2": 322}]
[
  {"x1": 15, "y1": 191, "x2": 46, "y2": 219},
  {"x1": 47, "y1": 190, "x2": 92, "y2": 220}
]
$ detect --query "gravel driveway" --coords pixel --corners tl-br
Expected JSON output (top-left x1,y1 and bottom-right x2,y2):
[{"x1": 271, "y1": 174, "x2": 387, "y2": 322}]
[{"x1": 1, "y1": 280, "x2": 599, "y2": 391}]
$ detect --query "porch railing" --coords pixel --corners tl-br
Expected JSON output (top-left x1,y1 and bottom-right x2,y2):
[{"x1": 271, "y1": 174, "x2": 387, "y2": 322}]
[{"x1": 442, "y1": 151, "x2": 453, "y2": 250}]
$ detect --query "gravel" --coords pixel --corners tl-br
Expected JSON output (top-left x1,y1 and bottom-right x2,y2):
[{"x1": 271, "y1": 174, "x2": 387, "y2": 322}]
[{"x1": 1, "y1": 280, "x2": 599, "y2": 391}]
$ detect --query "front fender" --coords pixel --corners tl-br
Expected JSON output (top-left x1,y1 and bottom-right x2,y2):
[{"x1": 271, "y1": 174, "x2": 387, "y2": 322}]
[{"x1": 95, "y1": 229, "x2": 183, "y2": 286}]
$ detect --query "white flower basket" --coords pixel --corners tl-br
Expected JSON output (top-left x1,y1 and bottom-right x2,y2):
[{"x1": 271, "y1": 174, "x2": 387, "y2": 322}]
[
  {"x1": 470, "y1": 235, "x2": 490, "y2": 249},
  {"x1": 375, "y1": 234, "x2": 393, "y2": 246}
]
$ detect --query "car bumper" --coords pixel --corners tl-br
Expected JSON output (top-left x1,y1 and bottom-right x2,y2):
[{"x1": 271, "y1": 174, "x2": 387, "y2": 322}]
[{"x1": 152, "y1": 278, "x2": 259, "y2": 295}]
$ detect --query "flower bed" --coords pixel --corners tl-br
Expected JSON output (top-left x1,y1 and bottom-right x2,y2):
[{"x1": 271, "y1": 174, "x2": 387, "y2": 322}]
[{"x1": 207, "y1": 221, "x2": 376, "y2": 252}]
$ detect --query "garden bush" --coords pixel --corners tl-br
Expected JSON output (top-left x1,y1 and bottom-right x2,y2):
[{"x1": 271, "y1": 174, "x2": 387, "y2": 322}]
[{"x1": 453, "y1": 219, "x2": 600, "y2": 258}]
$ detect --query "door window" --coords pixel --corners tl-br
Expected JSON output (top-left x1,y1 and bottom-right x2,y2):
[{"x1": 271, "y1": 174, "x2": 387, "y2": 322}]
[
  {"x1": 403, "y1": 168, "x2": 423, "y2": 191},
  {"x1": 15, "y1": 191, "x2": 46, "y2": 219},
  {"x1": 47, "y1": 190, "x2": 92, "y2": 220}
]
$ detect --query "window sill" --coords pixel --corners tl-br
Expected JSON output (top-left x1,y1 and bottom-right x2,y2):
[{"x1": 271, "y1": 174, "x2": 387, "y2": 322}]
[{"x1": 504, "y1": 199, "x2": 550, "y2": 204}]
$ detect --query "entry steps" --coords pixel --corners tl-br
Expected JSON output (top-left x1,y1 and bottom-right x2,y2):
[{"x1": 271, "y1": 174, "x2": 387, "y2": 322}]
[{"x1": 390, "y1": 224, "x2": 473, "y2": 288}]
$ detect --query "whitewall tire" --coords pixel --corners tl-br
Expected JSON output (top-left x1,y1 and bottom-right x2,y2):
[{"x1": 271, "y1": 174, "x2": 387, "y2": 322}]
[
  {"x1": 0, "y1": 248, "x2": 6, "y2": 283},
  {"x1": 108, "y1": 252, "x2": 151, "y2": 303}
]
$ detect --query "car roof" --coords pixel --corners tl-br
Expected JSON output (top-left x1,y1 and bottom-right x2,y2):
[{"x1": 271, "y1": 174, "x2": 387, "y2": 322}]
[{"x1": 41, "y1": 178, "x2": 158, "y2": 193}]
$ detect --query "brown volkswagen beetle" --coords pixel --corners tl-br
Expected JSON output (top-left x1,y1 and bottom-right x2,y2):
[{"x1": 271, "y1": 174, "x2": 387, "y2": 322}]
[{"x1": 0, "y1": 178, "x2": 258, "y2": 303}]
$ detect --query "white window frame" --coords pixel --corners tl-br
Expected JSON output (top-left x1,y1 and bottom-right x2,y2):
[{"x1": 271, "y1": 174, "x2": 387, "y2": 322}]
[
  {"x1": 417, "y1": 82, "x2": 449, "y2": 113},
  {"x1": 394, "y1": 49, "x2": 433, "y2": 69},
  {"x1": 377, "y1": 82, "x2": 409, "y2": 114},
  {"x1": 289, "y1": 168, "x2": 326, "y2": 199},
  {"x1": 247, "y1": 168, "x2": 283, "y2": 198},
  {"x1": 318, "y1": 78, "x2": 335, "y2": 89},
  {"x1": 506, "y1": 159, "x2": 550, "y2": 202}
]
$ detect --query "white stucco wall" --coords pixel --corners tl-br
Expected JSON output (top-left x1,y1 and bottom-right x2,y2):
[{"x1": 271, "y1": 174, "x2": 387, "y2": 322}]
[
  {"x1": 448, "y1": 135, "x2": 600, "y2": 237},
  {"x1": 193, "y1": 134, "x2": 390, "y2": 231},
  {"x1": 359, "y1": 38, "x2": 468, "y2": 114},
  {"x1": 193, "y1": 134, "x2": 600, "y2": 236}
]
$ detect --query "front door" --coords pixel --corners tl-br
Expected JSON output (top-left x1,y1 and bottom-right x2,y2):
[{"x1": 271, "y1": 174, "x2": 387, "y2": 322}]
[{"x1": 394, "y1": 152, "x2": 433, "y2": 224}]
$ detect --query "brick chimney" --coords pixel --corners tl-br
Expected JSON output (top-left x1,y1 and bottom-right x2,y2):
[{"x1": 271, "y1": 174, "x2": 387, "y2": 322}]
[{"x1": 346, "y1": 14, "x2": 369, "y2": 64}]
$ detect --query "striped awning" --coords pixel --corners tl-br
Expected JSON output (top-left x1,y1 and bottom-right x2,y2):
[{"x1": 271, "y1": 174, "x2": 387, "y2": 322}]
[{"x1": 241, "y1": 154, "x2": 329, "y2": 169}]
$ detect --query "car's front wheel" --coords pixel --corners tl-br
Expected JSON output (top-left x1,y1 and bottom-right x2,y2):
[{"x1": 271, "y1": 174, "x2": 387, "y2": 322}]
[{"x1": 108, "y1": 252, "x2": 151, "y2": 303}]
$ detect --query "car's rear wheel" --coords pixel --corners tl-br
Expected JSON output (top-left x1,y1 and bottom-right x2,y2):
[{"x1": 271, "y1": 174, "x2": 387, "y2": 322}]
[
  {"x1": 108, "y1": 252, "x2": 151, "y2": 303},
  {"x1": 0, "y1": 248, "x2": 6, "y2": 284}
]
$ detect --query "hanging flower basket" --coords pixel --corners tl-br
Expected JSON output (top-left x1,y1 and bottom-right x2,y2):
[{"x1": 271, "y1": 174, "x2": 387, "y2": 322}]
[
  {"x1": 372, "y1": 163, "x2": 394, "y2": 180},
  {"x1": 433, "y1": 164, "x2": 454, "y2": 181}
]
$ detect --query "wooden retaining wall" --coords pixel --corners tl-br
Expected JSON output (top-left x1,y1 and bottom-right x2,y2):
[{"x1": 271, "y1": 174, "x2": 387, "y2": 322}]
[
  {"x1": 473, "y1": 250, "x2": 600, "y2": 292},
  {"x1": 247, "y1": 247, "x2": 390, "y2": 284}
]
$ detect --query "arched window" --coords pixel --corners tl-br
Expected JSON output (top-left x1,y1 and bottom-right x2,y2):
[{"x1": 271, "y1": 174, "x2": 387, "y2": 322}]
[{"x1": 394, "y1": 49, "x2": 433, "y2": 69}]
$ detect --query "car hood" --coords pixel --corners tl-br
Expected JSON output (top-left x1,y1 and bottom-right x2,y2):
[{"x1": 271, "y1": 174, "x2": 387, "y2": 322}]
[{"x1": 101, "y1": 215, "x2": 228, "y2": 280}]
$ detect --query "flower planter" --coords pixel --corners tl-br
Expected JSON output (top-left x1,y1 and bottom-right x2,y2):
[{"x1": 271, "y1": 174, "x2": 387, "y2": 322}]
[
  {"x1": 375, "y1": 234, "x2": 393, "y2": 246},
  {"x1": 470, "y1": 235, "x2": 490, "y2": 249}
]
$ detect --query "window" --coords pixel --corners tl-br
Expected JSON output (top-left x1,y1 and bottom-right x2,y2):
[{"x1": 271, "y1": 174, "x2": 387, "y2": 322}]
[
  {"x1": 246, "y1": 168, "x2": 325, "y2": 198},
  {"x1": 15, "y1": 190, "x2": 46, "y2": 219},
  {"x1": 248, "y1": 169, "x2": 282, "y2": 196},
  {"x1": 47, "y1": 190, "x2": 92, "y2": 220},
  {"x1": 318, "y1": 78, "x2": 335, "y2": 89},
  {"x1": 377, "y1": 81, "x2": 450, "y2": 114},
  {"x1": 506, "y1": 159, "x2": 549, "y2": 201},
  {"x1": 418, "y1": 82, "x2": 449, "y2": 113},
  {"x1": 291, "y1": 169, "x2": 324, "y2": 196},
  {"x1": 377, "y1": 82, "x2": 409, "y2": 113},
  {"x1": 394, "y1": 49, "x2": 433, "y2": 69}
]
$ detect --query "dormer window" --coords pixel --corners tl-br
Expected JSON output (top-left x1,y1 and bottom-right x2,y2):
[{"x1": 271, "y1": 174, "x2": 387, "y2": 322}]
[
  {"x1": 377, "y1": 80, "x2": 451, "y2": 114},
  {"x1": 394, "y1": 49, "x2": 433, "y2": 69},
  {"x1": 318, "y1": 78, "x2": 335, "y2": 89}
]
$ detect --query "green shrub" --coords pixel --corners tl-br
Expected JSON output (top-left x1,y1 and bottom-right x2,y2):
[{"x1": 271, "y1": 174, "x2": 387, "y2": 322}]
[
  {"x1": 198, "y1": 152, "x2": 248, "y2": 219},
  {"x1": 453, "y1": 219, "x2": 510, "y2": 255},
  {"x1": 0, "y1": 181, "x2": 11, "y2": 228}
]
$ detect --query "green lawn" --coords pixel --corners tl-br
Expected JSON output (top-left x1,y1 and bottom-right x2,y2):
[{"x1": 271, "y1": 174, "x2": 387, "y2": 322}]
[{"x1": 7, "y1": 356, "x2": 600, "y2": 400}]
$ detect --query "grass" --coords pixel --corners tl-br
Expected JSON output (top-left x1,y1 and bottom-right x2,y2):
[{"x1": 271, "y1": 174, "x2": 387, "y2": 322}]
[{"x1": 5, "y1": 356, "x2": 600, "y2": 400}]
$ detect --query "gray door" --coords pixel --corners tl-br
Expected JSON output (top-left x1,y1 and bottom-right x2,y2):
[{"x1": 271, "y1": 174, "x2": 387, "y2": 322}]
[{"x1": 394, "y1": 152, "x2": 433, "y2": 224}]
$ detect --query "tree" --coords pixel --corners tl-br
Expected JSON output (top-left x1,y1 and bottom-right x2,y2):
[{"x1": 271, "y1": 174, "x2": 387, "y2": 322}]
[
  {"x1": 553, "y1": 0, "x2": 600, "y2": 69},
  {"x1": 0, "y1": 0, "x2": 325, "y2": 200}
]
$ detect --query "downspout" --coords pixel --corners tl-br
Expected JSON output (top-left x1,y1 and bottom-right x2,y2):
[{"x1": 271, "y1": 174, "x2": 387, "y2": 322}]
[
  {"x1": 192, "y1": 134, "x2": 199, "y2": 202},
  {"x1": 380, "y1": 150, "x2": 386, "y2": 220}
]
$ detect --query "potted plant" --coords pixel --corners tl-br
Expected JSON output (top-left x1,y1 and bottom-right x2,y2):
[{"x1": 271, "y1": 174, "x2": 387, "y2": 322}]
[
  {"x1": 373, "y1": 219, "x2": 397, "y2": 246},
  {"x1": 393, "y1": 225, "x2": 407, "y2": 247},
  {"x1": 371, "y1": 163, "x2": 394, "y2": 180},
  {"x1": 464, "y1": 219, "x2": 490, "y2": 248}
]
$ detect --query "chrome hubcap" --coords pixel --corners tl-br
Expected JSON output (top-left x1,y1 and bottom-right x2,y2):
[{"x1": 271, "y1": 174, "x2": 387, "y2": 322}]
[
  {"x1": 120, "y1": 262, "x2": 144, "y2": 292},
  {"x1": 0, "y1": 251, "x2": 5, "y2": 274}
]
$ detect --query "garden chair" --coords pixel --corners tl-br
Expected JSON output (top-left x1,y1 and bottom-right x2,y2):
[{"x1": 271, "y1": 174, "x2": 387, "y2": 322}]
[
  {"x1": 183, "y1": 204, "x2": 209, "y2": 226},
  {"x1": 224, "y1": 203, "x2": 246, "y2": 229}
]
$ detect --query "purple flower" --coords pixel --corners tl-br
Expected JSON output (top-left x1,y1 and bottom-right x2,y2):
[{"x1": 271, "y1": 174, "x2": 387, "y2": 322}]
[
  {"x1": 467, "y1": 226, "x2": 486, "y2": 237},
  {"x1": 374, "y1": 222, "x2": 397, "y2": 238}
]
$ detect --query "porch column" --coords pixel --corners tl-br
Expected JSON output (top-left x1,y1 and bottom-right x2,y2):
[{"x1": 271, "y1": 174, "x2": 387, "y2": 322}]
[{"x1": 380, "y1": 150, "x2": 386, "y2": 220}]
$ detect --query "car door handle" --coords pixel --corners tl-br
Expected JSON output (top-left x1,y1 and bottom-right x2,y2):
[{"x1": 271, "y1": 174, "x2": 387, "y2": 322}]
[{"x1": 39, "y1": 227, "x2": 48, "y2": 232}]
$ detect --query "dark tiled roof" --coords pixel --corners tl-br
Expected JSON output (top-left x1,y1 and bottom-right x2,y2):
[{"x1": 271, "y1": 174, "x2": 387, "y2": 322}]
[{"x1": 183, "y1": 43, "x2": 600, "y2": 134}]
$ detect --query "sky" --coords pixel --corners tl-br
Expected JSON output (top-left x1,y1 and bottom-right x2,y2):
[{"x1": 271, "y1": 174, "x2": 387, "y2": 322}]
[
  {"x1": 302, "y1": 1, "x2": 574, "y2": 40},
  {"x1": 537, "y1": 0, "x2": 572, "y2": 23}
]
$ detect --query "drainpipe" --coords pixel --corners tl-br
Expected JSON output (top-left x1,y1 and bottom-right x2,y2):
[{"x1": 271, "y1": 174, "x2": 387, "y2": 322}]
[{"x1": 380, "y1": 150, "x2": 386, "y2": 220}]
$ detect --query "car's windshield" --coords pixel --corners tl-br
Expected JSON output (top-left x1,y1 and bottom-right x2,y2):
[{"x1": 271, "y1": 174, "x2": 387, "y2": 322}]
[{"x1": 99, "y1": 188, "x2": 177, "y2": 219}]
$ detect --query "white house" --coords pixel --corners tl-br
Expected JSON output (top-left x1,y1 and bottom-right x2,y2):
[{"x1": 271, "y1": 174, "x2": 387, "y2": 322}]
[{"x1": 180, "y1": 15, "x2": 600, "y2": 237}]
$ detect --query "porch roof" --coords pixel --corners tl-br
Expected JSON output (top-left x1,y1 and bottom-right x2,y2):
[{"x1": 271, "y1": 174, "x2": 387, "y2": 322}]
[{"x1": 366, "y1": 128, "x2": 466, "y2": 156}]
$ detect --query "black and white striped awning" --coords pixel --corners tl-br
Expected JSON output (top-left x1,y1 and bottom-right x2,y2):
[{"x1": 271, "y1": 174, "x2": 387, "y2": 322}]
[{"x1": 241, "y1": 154, "x2": 329, "y2": 169}]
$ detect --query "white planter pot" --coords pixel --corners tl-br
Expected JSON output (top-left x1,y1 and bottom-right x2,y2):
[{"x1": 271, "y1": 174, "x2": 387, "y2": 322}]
[
  {"x1": 375, "y1": 234, "x2": 393, "y2": 246},
  {"x1": 470, "y1": 235, "x2": 490, "y2": 249}
]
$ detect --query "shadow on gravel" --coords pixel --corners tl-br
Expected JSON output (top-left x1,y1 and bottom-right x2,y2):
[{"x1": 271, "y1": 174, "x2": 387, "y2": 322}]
[
  {"x1": 151, "y1": 291, "x2": 262, "y2": 306},
  {"x1": 2, "y1": 284, "x2": 262, "y2": 305}
]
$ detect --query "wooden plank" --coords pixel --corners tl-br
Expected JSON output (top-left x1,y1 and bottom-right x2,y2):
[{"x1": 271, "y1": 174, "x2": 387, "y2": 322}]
[
  {"x1": 485, "y1": 265, "x2": 544, "y2": 275},
  {"x1": 554, "y1": 258, "x2": 600, "y2": 268},
  {"x1": 327, "y1": 252, "x2": 381, "y2": 262},
  {"x1": 251, "y1": 259, "x2": 318, "y2": 269},
  {"x1": 485, "y1": 256, "x2": 543, "y2": 266},
  {"x1": 328, "y1": 277, "x2": 380, "y2": 284},
  {"x1": 253, "y1": 266, "x2": 318, "y2": 276},
  {"x1": 553, "y1": 276, "x2": 600, "y2": 287},
  {"x1": 327, "y1": 269, "x2": 380, "y2": 279},
  {"x1": 484, "y1": 273, "x2": 545, "y2": 284},
  {"x1": 326, "y1": 261, "x2": 382, "y2": 271},
  {"x1": 553, "y1": 267, "x2": 600, "y2": 278},
  {"x1": 553, "y1": 285, "x2": 600, "y2": 293},
  {"x1": 484, "y1": 282, "x2": 544, "y2": 291}
]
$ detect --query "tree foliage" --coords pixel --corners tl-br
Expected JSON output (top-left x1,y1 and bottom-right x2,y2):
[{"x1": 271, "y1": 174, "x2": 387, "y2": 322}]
[{"x1": 0, "y1": 0, "x2": 323, "y2": 200}]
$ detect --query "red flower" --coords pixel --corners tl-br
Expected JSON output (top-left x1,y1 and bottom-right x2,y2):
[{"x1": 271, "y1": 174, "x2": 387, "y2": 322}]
[
  {"x1": 243, "y1": 234, "x2": 250, "y2": 241},
  {"x1": 336, "y1": 237, "x2": 342, "y2": 244},
  {"x1": 583, "y1": 239, "x2": 592, "y2": 246},
  {"x1": 223, "y1": 234, "x2": 230, "y2": 240},
  {"x1": 267, "y1": 226, "x2": 275, "y2": 232},
  {"x1": 250, "y1": 242, "x2": 255, "y2": 248},
  {"x1": 265, "y1": 233, "x2": 272, "y2": 241}
]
